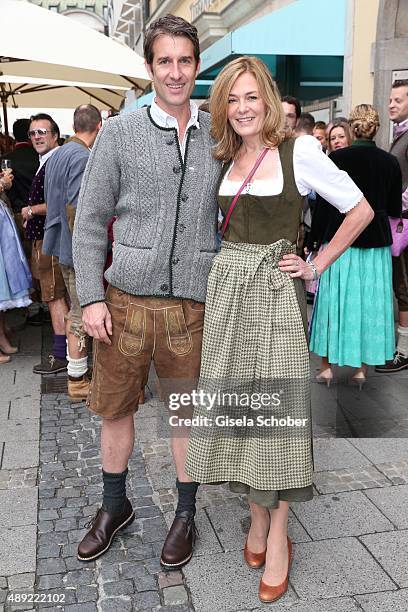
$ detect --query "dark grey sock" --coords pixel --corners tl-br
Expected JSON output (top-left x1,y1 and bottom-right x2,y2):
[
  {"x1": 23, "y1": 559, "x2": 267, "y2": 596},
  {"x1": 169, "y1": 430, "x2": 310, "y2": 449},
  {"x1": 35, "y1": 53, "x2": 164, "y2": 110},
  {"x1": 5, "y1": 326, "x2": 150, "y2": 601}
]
[
  {"x1": 175, "y1": 479, "x2": 199, "y2": 517},
  {"x1": 102, "y1": 468, "x2": 128, "y2": 515}
]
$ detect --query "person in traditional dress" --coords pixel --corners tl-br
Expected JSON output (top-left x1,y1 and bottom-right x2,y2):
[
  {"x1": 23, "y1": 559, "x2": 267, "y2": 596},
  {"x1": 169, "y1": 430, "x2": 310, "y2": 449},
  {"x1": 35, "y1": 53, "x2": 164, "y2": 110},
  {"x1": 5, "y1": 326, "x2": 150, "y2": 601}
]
[
  {"x1": 0, "y1": 170, "x2": 32, "y2": 364},
  {"x1": 185, "y1": 57, "x2": 373, "y2": 603},
  {"x1": 308, "y1": 104, "x2": 402, "y2": 387}
]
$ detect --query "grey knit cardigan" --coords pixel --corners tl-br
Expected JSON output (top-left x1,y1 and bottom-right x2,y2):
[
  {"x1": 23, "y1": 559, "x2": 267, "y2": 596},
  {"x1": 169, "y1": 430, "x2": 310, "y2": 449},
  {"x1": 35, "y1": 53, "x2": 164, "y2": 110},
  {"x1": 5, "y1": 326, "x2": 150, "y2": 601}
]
[{"x1": 72, "y1": 107, "x2": 222, "y2": 307}]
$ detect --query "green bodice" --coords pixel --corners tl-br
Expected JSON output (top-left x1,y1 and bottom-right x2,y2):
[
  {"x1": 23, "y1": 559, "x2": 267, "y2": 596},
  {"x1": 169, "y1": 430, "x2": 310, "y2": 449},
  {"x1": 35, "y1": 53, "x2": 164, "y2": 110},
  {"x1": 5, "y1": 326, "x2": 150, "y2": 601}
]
[{"x1": 219, "y1": 138, "x2": 304, "y2": 245}]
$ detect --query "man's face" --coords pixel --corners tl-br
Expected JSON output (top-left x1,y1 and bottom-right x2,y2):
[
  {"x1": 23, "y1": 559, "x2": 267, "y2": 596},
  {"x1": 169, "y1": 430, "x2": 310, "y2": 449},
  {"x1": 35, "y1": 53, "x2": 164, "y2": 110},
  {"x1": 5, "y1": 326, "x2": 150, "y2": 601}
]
[
  {"x1": 282, "y1": 101, "x2": 298, "y2": 129},
  {"x1": 29, "y1": 120, "x2": 58, "y2": 155},
  {"x1": 389, "y1": 86, "x2": 408, "y2": 124},
  {"x1": 313, "y1": 128, "x2": 327, "y2": 149},
  {"x1": 145, "y1": 34, "x2": 200, "y2": 115}
]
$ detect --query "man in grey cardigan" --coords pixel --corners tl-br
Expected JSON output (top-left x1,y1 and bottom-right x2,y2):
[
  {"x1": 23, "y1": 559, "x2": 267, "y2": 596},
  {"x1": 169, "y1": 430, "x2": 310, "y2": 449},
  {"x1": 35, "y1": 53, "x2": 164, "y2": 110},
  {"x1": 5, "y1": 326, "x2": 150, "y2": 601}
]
[{"x1": 73, "y1": 15, "x2": 221, "y2": 568}]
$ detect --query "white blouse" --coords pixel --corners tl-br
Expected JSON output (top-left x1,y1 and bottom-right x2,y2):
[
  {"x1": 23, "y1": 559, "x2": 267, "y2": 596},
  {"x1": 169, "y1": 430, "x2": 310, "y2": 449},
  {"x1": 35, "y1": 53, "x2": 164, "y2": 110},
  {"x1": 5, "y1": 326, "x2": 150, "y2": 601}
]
[{"x1": 219, "y1": 135, "x2": 363, "y2": 214}]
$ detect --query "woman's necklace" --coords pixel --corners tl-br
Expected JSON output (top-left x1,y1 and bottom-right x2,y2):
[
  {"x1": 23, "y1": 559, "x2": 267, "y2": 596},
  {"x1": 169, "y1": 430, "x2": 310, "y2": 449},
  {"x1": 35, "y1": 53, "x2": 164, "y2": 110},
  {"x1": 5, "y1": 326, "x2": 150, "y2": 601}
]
[{"x1": 237, "y1": 147, "x2": 277, "y2": 193}]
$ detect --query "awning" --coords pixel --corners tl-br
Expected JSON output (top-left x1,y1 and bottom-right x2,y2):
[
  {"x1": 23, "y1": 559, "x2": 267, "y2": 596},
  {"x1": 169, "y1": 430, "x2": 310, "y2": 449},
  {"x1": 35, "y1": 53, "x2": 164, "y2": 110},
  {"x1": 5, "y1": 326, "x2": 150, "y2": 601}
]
[
  {"x1": 198, "y1": 0, "x2": 346, "y2": 102},
  {"x1": 124, "y1": 0, "x2": 346, "y2": 112}
]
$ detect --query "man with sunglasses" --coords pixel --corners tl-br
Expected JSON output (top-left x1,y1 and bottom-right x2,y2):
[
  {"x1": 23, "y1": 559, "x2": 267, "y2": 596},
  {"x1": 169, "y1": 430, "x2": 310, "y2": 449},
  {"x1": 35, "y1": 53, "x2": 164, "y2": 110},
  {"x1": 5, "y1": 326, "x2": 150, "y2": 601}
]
[{"x1": 21, "y1": 114, "x2": 68, "y2": 374}]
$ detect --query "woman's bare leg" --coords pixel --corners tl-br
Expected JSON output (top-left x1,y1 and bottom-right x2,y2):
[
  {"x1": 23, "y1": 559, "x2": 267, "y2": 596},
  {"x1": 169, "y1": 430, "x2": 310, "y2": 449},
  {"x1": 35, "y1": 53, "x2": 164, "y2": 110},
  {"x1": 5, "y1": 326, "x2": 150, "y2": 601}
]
[
  {"x1": 0, "y1": 312, "x2": 16, "y2": 353},
  {"x1": 319, "y1": 356, "x2": 331, "y2": 374},
  {"x1": 262, "y1": 501, "x2": 290, "y2": 585},
  {"x1": 247, "y1": 501, "x2": 270, "y2": 553}
]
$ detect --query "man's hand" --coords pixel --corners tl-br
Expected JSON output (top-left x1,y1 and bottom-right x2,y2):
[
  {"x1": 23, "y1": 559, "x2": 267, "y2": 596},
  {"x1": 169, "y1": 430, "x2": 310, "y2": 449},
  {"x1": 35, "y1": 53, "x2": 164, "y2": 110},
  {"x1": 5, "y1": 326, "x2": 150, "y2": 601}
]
[{"x1": 82, "y1": 302, "x2": 113, "y2": 345}]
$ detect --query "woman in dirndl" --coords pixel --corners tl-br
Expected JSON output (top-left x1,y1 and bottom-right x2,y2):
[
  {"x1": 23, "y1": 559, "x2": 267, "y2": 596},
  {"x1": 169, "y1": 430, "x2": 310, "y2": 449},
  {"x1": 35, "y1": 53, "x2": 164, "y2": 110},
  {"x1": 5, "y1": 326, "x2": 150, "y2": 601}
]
[
  {"x1": 0, "y1": 171, "x2": 32, "y2": 364},
  {"x1": 185, "y1": 57, "x2": 373, "y2": 603},
  {"x1": 308, "y1": 105, "x2": 402, "y2": 387}
]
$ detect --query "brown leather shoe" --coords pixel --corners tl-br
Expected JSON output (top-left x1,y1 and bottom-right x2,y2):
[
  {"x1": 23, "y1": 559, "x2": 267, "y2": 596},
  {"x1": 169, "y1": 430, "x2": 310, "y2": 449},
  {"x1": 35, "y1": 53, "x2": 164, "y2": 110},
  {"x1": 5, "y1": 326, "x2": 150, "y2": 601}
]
[
  {"x1": 77, "y1": 498, "x2": 134, "y2": 561},
  {"x1": 244, "y1": 537, "x2": 266, "y2": 568},
  {"x1": 160, "y1": 511, "x2": 197, "y2": 570},
  {"x1": 259, "y1": 538, "x2": 292, "y2": 603},
  {"x1": 68, "y1": 373, "x2": 91, "y2": 401}
]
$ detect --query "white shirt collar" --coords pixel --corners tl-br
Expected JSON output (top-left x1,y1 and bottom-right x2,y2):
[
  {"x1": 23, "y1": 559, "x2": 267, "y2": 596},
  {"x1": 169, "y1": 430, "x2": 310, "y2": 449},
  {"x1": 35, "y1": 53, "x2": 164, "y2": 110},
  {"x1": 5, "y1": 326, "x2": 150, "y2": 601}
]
[
  {"x1": 396, "y1": 118, "x2": 408, "y2": 127},
  {"x1": 150, "y1": 98, "x2": 200, "y2": 132},
  {"x1": 37, "y1": 146, "x2": 59, "y2": 172}
]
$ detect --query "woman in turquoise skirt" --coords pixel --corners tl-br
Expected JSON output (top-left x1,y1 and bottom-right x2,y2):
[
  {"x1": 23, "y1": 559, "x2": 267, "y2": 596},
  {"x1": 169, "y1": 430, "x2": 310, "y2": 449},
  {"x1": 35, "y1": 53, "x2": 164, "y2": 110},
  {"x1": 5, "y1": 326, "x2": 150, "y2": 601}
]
[{"x1": 308, "y1": 105, "x2": 402, "y2": 386}]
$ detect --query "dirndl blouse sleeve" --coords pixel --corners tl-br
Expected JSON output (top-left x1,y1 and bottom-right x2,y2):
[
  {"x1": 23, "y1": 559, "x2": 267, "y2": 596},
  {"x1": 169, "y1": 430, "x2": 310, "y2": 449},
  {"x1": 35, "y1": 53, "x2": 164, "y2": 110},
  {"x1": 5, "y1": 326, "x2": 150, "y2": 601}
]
[{"x1": 293, "y1": 135, "x2": 363, "y2": 213}]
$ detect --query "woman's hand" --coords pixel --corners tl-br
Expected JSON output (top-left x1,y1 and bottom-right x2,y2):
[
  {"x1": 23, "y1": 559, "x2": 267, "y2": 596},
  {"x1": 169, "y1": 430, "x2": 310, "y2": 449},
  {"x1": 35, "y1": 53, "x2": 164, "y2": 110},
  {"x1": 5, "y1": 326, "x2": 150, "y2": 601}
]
[
  {"x1": 0, "y1": 171, "x2": 13, "y2": 192},
  {"x1": 278, "y1": 254, "x2": 316, "y2": 281}
]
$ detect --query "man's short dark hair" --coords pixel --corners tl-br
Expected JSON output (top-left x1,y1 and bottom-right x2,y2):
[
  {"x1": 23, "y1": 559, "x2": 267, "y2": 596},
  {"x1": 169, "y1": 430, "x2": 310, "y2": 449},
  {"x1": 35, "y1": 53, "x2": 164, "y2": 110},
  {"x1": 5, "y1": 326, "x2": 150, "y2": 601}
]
[
  {"x1": 392, "y1": 79, "x2": 408, "y2": 89},
  {"x1": 144, "y1": 14, "x2": 200, "y2": 66},
  {"x1": 314, "y1": 120, "x2": 327, "y2": 130},
  {"x1": 30, "y1": 113, "x2": 60, "y2": 139},
  {"x1": 282, "y1": 95, "x2": 301, "y2": 119},
  {"x1": 73, "y1": 105, "x2": 102, "y2": 133},
  {"x1": 13, "y1": 118, "x2": 31, "y2": 142},
  {"x1": 297, "y1": 112, "x2": 315, "y2": 134}
]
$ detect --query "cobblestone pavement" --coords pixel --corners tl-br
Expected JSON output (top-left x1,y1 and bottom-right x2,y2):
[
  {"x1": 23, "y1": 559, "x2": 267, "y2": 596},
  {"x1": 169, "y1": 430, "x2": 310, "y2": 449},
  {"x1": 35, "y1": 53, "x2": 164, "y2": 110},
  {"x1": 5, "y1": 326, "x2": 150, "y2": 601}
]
[{"x1": 1, "y1": 315, "x2": 408, "y2": 611}]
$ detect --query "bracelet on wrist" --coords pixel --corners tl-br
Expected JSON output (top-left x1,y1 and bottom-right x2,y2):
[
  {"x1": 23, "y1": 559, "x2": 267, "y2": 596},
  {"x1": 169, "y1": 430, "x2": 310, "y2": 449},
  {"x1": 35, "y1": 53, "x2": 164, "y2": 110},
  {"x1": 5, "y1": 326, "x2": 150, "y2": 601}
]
[
  {"x1": 28, "y1": 206, "x2": 33, "y2": 217},
  {"x1": 308, "y1": 262, "x2": 320, "y2": 281}
]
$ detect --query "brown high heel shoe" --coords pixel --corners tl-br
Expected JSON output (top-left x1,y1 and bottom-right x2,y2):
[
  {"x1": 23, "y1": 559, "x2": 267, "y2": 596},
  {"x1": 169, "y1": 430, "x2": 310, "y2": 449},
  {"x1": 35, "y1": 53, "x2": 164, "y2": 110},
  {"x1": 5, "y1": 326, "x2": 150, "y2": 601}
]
[
  {"x1": 259, "y1": 537, "x2": 292, "y2": 603},
  {"x1": 244, "y1": 537, "x2": 266, "y2": 568}
]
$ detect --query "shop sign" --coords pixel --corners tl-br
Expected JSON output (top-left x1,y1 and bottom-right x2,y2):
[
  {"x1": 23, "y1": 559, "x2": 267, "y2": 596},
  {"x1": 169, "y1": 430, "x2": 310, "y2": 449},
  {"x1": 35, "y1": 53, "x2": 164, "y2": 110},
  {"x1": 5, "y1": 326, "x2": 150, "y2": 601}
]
[{"x1": 190, "y1": 0, "x2": 217, "y2": 21}]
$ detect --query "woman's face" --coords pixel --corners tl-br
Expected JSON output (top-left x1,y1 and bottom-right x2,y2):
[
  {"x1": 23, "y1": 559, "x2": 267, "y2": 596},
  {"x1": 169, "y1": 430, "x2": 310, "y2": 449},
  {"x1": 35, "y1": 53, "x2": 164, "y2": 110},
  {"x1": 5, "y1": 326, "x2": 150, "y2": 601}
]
[
  {"x1": 329, "y1": 126, "x2": 349, "y2": 151},
  {"x1": 227, "y1": 72, "x2": 266, "y2": 141}
]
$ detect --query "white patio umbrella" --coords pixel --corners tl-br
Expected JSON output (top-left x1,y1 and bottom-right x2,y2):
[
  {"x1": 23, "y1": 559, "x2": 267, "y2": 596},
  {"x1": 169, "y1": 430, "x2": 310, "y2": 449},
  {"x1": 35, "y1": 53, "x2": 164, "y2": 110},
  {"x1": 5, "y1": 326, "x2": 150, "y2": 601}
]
[{"x1": 0, "y1": 0, "x2": 150, "y2": 133}]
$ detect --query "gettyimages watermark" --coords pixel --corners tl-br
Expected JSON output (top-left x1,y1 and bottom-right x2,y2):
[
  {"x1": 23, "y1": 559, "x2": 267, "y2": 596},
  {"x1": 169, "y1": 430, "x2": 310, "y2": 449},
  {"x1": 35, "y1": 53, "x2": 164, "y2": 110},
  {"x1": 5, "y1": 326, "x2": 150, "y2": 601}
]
[
  {"x1": 146, "y1": 374, "x2": 408, "y2": 440},
  {"x1": 169, "y1": 389, "x2": 282, "y2": 411},
  {"x1": 167, "y1": 390, "x2": 308, "y2": 429},
  {"x1": 148, "y1": 376, "x2": 311, "y2": 439}
]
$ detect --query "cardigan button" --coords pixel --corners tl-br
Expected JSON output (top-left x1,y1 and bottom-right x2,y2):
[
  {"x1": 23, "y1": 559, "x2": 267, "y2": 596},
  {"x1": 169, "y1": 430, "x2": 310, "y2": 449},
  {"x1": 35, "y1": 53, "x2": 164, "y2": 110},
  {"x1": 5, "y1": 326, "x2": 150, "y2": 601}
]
[
  {"x1": 166, "y1": 138, "x2": 174, "y2": 145},
  {"x1": 181, "y1": 193, "x2": 189, "y2": 202},
  {"x1": 160, "y1": 283, "x2": 169, "y2": 292},
  {"x1": 178, "y1": 223, "x2": 186, "y2": 232},
  {"x1": 172, "y1": 257, "x2": 179, "y2": 264},
  {"x1": 173, "y1": 166, "x2": 181, "y2": 174}
]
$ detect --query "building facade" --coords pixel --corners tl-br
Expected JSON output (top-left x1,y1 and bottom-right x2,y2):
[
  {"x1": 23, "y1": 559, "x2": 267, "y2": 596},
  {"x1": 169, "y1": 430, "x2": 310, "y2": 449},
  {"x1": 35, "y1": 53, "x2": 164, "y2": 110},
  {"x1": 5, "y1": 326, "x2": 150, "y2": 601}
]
[
  {"x1": 110, "y1": 0, "x2": 406, "y2": 141},
  {"x1": 123, "y1": 0, "x2": 349, "y2": 116},
  {"x1": 373, "y1": 0, "x2": 408, "y2": 149},
  {"x1": 28, "y1": 0, "x2": 108, "y2": 33}
]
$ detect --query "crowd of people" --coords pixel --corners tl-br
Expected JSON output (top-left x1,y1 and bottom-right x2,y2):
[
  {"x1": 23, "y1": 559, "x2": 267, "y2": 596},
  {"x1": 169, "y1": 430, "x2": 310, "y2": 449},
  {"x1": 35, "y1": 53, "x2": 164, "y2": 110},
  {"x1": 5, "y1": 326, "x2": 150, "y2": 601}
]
[{"x1": 1, "y1": 11, "x2": 408, "y2": 604}]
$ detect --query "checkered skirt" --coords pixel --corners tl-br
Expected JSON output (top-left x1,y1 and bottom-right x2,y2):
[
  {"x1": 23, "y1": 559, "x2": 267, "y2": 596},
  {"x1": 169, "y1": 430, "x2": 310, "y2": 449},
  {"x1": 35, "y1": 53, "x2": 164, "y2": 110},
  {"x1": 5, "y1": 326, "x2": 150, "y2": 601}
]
[{"x1": 185, "y1": 239, "x2": 313, "y2": 491}]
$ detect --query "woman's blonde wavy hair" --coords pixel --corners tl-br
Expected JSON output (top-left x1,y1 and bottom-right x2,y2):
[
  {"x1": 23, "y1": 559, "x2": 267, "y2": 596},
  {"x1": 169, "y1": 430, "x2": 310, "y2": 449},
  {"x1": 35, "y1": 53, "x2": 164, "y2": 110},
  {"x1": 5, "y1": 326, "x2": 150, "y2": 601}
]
[
  {"x1": 209, "y1": 56, "x2": 287, "y2": 161},
  {"x1": 349, "y1": 104, "x2": 380, "y2": 140}
]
